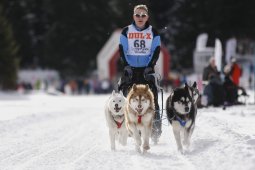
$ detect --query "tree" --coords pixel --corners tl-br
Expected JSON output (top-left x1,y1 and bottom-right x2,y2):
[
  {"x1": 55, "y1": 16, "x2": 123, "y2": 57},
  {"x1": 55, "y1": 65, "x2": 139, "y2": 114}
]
[
  {"x1": 1, "y1": 0, "x2": 254, "y2": 77},
  {"x1": 151, "y1": 0, "x2": 255, "y2": 69},
  {"x1": 0, "y1": 4, "x2": 19, "y2": 90},
  {"x1": 1, "y1": 0, "x2": 35, "y2": 67}
]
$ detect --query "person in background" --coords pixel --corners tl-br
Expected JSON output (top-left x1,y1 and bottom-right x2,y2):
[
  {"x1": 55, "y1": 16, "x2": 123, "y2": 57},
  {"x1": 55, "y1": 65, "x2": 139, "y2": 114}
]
[
  {"x1": 230, "y1": 57, "x2": 242, "y2": 86},
  {"x1": 202, "y1": 57, "x2": 221, "y2": 83},
  {"x1": 223, "y1": 64, "x2": 238, "y2": 105},
  {"x1": 248, "y1": 63, "x2": 254, "y2": 89},
  {"x1": 202, "y1": 56, "x2": 225, "y2": 106},
  {"x1": 223, "y1": 64, "x2": 248, "y2": 105},
  {"x1": 118, "y1": 4, "x2": 161, "y2": 142}
]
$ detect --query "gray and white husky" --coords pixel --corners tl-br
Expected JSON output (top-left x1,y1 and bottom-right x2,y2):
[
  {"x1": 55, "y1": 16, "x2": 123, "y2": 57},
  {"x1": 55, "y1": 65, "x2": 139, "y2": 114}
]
[
  {"x1": 105, "y1": 90, "x2": 128, "y2": 151},
  {"x1": 166, "y1": 82, "x2": 199, "y2": 153}
]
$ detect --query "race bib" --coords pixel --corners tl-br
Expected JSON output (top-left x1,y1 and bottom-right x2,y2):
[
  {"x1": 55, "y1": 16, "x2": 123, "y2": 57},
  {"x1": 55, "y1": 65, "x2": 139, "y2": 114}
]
[{"x1": 127, "y1": 25, "x2": 153, "y2": 56}]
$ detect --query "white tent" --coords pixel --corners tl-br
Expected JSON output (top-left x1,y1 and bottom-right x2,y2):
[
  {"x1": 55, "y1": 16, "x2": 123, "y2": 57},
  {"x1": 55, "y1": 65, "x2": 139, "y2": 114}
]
[{"x1": 214, "y1": 38, "x2": 223, "y2": 72}]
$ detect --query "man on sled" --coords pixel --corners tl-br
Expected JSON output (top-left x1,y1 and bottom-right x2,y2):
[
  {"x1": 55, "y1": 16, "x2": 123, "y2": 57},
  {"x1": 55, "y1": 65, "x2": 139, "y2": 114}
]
[{"x1": 118, "y1": 4, "x2": 162, "y2": 143}]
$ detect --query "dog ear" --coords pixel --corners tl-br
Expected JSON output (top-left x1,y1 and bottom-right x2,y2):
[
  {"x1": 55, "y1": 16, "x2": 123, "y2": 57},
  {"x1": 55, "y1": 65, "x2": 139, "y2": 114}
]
[
  {"x1": 145, "y1": 84, "x2": 149, "y2": 91},
  {"x1": 112, "y1": 90, "x2": 116, "y2": 95},
  {"x1": 184, "y1": 84, "x2": 189, "y2": 92},
  {"x1": 132, "y1": 84, "x2": 137, "y2": 91},
  {"x1": 192, "y1": 82, "x2": 197, "y2": 88},
  {"x1": 119, "y1": 90, "x2": 123, "y2": 96}
]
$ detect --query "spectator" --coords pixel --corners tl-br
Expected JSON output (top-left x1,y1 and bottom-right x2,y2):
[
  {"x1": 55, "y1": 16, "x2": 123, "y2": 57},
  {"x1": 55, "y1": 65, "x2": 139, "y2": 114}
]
[
  {"x1": 223, "y1": 64, "x2": 238, "y2": 105},
  {"x1": 202, "y1": 57, "x2": 221, "y2": 83},
  {"x1": 230, "y1": 57, "x2": 242, "y2": 86},
  {"x1": 223, "y1": 64, "x2": 248, "y2": 105},
  {"x1": 202, "y1": 56, "x2": 225, "y2": 106},
  {"x1": 248, "y1": 63, "x2": 253, "y2": 89}
]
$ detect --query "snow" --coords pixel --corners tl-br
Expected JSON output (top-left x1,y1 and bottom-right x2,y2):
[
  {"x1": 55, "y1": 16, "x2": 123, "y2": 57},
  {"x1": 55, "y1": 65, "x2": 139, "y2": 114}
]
[{"x1": 0, "y1": 91, "x2": 255, "y2": 170}]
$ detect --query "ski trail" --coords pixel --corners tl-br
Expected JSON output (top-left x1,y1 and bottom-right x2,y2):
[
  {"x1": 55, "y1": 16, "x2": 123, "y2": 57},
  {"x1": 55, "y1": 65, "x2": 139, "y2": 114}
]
[
  {"x1": 17, "y1": 123, "x2": 87, "y2": 170},
  {"x1": 0, "y1": 94, "x2": 254, "y2": 170},
  {"x1": 184, "y1": 107, "x2": 255, "y2": 170},
  {"x1": 0, "y1": 118, "x2": 81, "y2": 164},
  {"x1": 0, "y1": 106, "x2": 91, "y2": 170}
]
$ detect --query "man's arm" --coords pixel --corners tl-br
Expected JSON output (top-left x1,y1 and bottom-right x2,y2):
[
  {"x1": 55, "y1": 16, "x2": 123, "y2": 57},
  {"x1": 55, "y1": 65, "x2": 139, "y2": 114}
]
[
  {"x1": 148, "y1": 46, "x2": 160, "y2": 67},
  {"x1": 119, "y1": 27, "x2": 129, "y2": 66},
  {"x1": 148, "y1": 28, "x2": 161, "y2": 67}
]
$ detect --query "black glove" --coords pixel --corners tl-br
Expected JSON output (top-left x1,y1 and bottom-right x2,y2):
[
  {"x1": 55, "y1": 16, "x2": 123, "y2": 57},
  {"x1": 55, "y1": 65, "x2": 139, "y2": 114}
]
[
  {"x1": 143, "y1": 67, "x2": 154, "y2": 82},
  {"x1": 144, "y1": 67, "x2": 153, "y2": 75},
  {"x1": 124, "y1": 65, "x2": 133, "y2": 79}
]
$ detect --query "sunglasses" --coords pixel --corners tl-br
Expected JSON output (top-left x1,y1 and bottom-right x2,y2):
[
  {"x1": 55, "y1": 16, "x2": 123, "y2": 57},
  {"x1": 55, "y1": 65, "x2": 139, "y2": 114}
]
[{"x1": 134, "y1": 13, "x2": 147, "y2": 18}]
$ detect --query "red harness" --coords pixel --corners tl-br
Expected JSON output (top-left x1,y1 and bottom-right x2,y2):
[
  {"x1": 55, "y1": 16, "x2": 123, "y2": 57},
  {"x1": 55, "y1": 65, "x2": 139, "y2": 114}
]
[
  {"x1": 138, "y1": 115, "x2": 142, "y2": 124},
  {"x1": 114, "y1": 120, "x2": 124, "y2": 129}
]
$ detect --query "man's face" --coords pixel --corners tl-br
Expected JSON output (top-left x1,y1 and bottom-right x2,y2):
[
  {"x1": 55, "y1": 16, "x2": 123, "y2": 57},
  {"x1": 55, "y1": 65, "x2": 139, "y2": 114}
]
[{"x1": 133, "y1": 8, "x2": 149, "y2": 29}]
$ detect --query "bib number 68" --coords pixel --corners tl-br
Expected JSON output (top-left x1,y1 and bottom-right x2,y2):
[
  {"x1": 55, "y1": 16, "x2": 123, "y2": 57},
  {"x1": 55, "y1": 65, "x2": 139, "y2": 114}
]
[{"x1": 134, "y1": 40, "x2": 145, "y2": 48}]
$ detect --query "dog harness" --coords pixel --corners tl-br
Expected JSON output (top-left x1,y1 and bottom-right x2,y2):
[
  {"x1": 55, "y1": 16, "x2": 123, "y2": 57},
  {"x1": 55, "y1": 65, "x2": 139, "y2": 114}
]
[
  {"x1": 114, "y1": 120, "x2": 124, "y2": 128},
  {"x1": 138, "y1": 115, "x2": 142, "y2": 124},
  {"x1": 175, "y1": 116, "x2": 187, "y2": 127},
  {"x1": 172, "y1": 108, "x2": 189, "y2": 127},
  {"x1": 112, "y1": 115, "x2": 124, "y2": 128}
]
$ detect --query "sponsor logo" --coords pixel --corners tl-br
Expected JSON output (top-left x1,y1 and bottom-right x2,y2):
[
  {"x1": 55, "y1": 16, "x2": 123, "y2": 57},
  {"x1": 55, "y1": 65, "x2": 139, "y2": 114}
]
[{"x1": 128, "y1": 33, "x2": 151, "y2": 39}]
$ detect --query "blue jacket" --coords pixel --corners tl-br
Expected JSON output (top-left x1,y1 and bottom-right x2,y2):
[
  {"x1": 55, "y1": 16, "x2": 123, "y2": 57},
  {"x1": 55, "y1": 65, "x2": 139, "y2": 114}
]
[{"x1": 119, "y1": 22, "x2": 161, "y2": 68}]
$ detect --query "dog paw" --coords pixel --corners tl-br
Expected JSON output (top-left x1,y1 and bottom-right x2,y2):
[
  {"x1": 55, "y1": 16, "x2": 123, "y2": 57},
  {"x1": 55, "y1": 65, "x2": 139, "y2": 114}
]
[
  {"x1": 143, "y1": 145, "x2": 150, "y2": 150},
  {"x1": 152, "y1": 136, "x2": 159, "y2": 145},
  {"x1": 178, "y1": 147, "x2": 184, "y2": 154},
  {"x1": 121, "y1": 142, "x2": 127, "y2": 146},
  {"x1": 183, "y1": 140, "x2": 190, "y2": 146},
  {"x1": 137, "y1": 138, "x2": 142, "y2": 146},
  {"x1": 142, "y1": 149, "x2": 148, "y2": 154},
  {"x1": 184, "y1": 142, "x2": 190, "y2": 148},
  {"x1": 120, "y1": 138, "x2": 127, "y2": 146},
  {"x1": 136, "y1": 146, "x2": 142, "y2": 153}
]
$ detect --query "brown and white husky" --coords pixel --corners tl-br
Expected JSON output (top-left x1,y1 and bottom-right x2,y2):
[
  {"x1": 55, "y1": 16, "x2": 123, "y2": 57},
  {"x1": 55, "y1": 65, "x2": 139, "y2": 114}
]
[{"x1": 125, "y1": 84, "x2": 155, "y2": 153}]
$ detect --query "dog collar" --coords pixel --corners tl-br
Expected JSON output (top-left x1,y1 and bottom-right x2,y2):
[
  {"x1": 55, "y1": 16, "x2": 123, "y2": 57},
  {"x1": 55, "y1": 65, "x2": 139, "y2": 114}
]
[
  {"x1": 112, "y1": 115, "x2": 124, "y2": 128},
  {"x1": 172, "y1": 108, "x2": 188, "y2": 127},
  {"x1": 114, "y1": 119, "x2": 124, "y2": 128},
  {"x1": 138, "y1": 115, "x2": 142, "y2": 124},
  {"x1": 175, "y1": 116, "x2": 186, "y2": 127},
  {"x1": 128, "y1": 104, "x2": 143, "y2": 123}
]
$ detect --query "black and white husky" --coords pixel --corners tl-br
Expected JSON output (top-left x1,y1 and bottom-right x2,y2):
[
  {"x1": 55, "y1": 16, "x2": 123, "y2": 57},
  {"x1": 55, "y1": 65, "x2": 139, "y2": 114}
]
[
  {"x1": 105, "y1": 90, "x2": 128, "y2": 151},
  {"x1": 166, "y1": 82, "x2": 199, "y2": 153}
]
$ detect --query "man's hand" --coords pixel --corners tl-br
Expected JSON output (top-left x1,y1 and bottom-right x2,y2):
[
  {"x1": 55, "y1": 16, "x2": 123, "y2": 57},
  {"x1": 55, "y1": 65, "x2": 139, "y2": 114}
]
[
  {"x1": 143, "y1": 67, "x2": 154, "y2": 82},
  {"x1": 124, "y1": 65, "x2": 132, "y2": 78}
]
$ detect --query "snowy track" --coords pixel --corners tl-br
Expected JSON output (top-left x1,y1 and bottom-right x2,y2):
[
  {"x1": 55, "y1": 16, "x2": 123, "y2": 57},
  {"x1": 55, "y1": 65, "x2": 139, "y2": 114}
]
[{"x1": 0, "y1": 92, "x2": 255, "y2": 170}]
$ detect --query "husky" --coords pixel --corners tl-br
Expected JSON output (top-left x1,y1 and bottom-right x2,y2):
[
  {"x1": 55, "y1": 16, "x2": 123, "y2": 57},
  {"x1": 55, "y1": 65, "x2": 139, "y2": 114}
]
[
  {"x1": 105, "y1": 90, "x2": 128, "y2": 151},
  {"x1": 125, "y1": 84, "x2": 155, "y2": 153},
  {"x1": 166, "y1": 82, "x2": 199, "y2": 153}
]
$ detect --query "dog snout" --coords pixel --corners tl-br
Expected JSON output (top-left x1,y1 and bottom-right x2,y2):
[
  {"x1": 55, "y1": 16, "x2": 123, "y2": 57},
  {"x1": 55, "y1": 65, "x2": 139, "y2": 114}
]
[
  {"x1": 185, "y1": 106, "x2": 189, "y2": 112},
  {"x1": 138, "y1": 104, "x2": 142, "y2": 108},
  {"x1": 115, "y1": 104, "x2": 118, "y2": 107}
]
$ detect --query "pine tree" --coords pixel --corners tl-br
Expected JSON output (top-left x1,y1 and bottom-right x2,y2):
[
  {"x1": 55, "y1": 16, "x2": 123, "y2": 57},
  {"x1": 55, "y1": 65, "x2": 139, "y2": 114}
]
[{"x1": 0, "y1": 4, "x2": 19, "y2": 90}]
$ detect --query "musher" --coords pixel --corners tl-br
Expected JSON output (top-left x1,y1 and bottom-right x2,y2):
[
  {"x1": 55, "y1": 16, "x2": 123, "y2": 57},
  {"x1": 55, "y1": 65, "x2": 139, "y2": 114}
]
[{"x1": 118, "y1": 4, "x2": 162, "y2": 142}]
